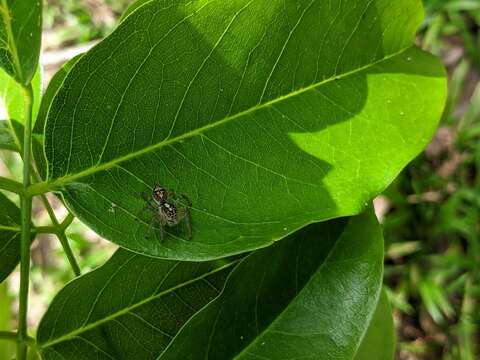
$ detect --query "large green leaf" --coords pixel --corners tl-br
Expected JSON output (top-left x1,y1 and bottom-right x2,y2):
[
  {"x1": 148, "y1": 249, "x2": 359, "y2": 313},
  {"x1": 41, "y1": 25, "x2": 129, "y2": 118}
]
[
  {"x1": 40, "y1": 0, "x2": 446, "y2": 260},
  {"x1": 354, "y1": 289, "x2": 396, "y2": 360},
  {"x1": 37, "y1": 249, "x2": 238, "y2": 359},
  {"x1": 0, "y1": 0, "x2": 42, "y2": 84},
  {"x1": 0, "y1": 191, "x2": 20, "y2": 283},
  {"x1": 38, "y1": 210, "x2": 383, "y2": 359}
]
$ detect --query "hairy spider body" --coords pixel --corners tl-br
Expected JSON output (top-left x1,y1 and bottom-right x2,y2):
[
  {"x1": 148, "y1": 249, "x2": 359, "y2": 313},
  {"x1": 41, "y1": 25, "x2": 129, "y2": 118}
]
[
  {"x1": 140, "y1": 184, "x2": 192, "y2": 240},
  {"x1": 152, "y1": 185, "x2": 168, "y2": 204},
  {"x1": 161, "y1": 202, "x2": 178, "y2": 225}
]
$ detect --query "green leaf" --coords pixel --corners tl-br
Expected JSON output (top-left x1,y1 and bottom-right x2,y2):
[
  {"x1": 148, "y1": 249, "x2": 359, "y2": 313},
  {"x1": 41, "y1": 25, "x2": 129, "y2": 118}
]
[
  {"x1": 33, "y1": 55, "x2": 82, "y2": 179},
  {"x1": 160, "y1": 209, "x2": 383, "y2": 359},
  {"x1": 0, "y1": 0, "x2": 42, "y2": 84},
  {"x1": 354, "y1": 289, "x2": 396, "y2": 360},
  {"x1": 34, "y1": 55, "x2": 81, "y2": 135},
  {"x1": 0, "y1": 66, "x2": 42, "y2": 126},
  {"x1": 37, "y1": 249, "x2": 238, "y2": 359},
  {"x1": 0, "y1": 283, "x2": 15, "y2": 359},
  {"x1": 0, "y1": 118, "x2": 27, "y2": 154},
  {"x1": 0, "y1": 191, "x2": 20, "y2": 283},
  {"x1": 42, "y1": 0, "x2": 446, "y2": 260},
  {"x1": 38, "y1": 210, "x2": 383, "y2": 359},
  {"x1": 0, "y1": 120, "x2": 16, "y2": 151},
  {"x1": 119, "y1": 0, "x2": 151, "y2": 22}
]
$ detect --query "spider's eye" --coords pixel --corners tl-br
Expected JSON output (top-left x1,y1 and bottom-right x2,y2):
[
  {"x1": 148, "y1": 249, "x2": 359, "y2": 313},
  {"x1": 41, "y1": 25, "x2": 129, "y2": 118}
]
[{"x1": 152, "y1": 187, "x2": 166, "y2": 202}]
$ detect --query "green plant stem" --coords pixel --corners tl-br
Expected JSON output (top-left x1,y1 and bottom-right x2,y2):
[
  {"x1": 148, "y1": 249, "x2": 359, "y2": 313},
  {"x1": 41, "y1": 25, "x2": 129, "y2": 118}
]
[
  {"x1": 0, "y1": 73, "x2": 78, "y2": 277},
  {"x1": 17, "y1": 84, "x2": 34, "y2": 360},
  {"x1": 27, "y1": 166, "x2": 80, "y2": 275},
  {"x1": 0, "y1": 176, "x2": 23, "y2": 194},
  {"x1": 39, "y1": 194, "x2": 81, "y2": 276},
  {"x1": 61, "y1": 212, "x2": 75, "y2": 230},
  {"x1": 0, "y1": 331, "x2": 36, "y2": 348},
  {"x1": 1, "y1": 225, "x2": 58, "y2": 234},
  {"x1": 0, "y1": 225, "x2": 65, "y2": 234},
  {"x1": 33, "y1": 225, "x2": 57, "y2": 234}
]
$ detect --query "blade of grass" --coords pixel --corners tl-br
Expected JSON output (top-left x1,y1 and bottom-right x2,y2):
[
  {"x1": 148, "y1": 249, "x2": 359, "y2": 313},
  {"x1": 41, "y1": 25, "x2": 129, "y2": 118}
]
[{"x1": 458, "y1": 276, "x2": 477, "y2": 360}]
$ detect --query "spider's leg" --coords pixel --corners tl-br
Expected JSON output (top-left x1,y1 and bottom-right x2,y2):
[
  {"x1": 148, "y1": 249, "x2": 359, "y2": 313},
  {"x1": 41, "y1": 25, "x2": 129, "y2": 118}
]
[
  {"x1": 152, "y1": 212, "x2": 166, "y2": 242},
  {"x1": 150, "y1": 221, "x2": 161, "y2": 242},
  {"x1": 163, "y1": 189, "x2": 175, "y2": 202},
  {"x1": 180, "y1": 193, "x2": 192, "y2": 207},
  {"x1": 136, "y1": 198, "x2": 157, "y2": 222}
]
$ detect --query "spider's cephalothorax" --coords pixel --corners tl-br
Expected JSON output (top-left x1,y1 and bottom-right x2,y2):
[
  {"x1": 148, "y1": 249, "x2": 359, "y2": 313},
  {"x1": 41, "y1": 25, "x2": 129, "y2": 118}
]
[
  {"x1": 140, "y1": 183, "x2": 192, "y2": 240},
  {"x1": 152, "y1": 185, "x2": 167, "y2": 205}
]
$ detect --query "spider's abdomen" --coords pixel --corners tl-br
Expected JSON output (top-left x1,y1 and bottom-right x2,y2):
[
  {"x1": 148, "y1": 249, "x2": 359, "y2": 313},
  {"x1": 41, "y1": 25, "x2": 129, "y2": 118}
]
[{"x1": 160, "y1": 202, "x2": 179, "y2": 226}]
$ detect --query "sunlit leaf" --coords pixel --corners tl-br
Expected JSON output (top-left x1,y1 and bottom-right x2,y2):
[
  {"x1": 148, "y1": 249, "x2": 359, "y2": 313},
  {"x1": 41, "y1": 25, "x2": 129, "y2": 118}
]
[
  {"x1": 0, "y1": 66, "x2": 41, "y2": 126},
  {"x1": 0, "y1": 283, "x2": 15, "y2": 358}
]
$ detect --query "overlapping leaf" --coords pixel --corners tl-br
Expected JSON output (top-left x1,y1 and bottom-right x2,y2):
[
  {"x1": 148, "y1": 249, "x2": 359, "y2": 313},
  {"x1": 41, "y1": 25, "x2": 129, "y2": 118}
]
[
  {"x1": 0, "y1": 0, "x2": 42, "y2": 84},
  {"x1": 354, "y1": 290, "x2": 396, "y2": 360},
  {"x1": 37, "y1": 249, "x2": 239, "y2": 359},
  {"x1": 0, "y1": 120, "x2": 16, "y2": 151},
  {"x1": 41, "y1": 0, "x2": 446, "y2": 260},
  {"x1": 38, "y1": 210, "x2": 383, "y2": 359},
  {"x1": 0, "y1": 67, "x2": 41, "y2": 126},
  {"x1": 0, "y1": 191, "x2": 20, "y2": 283},
  {"x1": 160, "y1": 210, "x2": 383, "y2": 359},
  {"x1": 0, "y1": 283, "x2": 15, "y2": 358},
  {"x1": 0, "y1": 66, "x2": 42, "y2": 161}
]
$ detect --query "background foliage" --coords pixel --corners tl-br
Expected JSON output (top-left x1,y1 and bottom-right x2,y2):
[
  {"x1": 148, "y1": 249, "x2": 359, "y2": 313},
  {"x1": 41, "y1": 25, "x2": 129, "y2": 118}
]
[{"x1": 382, "y1": 0, "x2": 480, "y2": 359}]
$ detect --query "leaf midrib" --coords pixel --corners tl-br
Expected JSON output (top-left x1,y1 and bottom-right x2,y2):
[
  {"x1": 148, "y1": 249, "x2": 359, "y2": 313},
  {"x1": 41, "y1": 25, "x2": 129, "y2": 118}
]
[
  {"x1": 39, "y1": 259, "x2": 240, "y2": 349},
  {"x1": 35, "y1": 45, "x2": 412, "y2": 195},
  {"x1": 0, "y1": 225, "x2": 20, "y2": 232}
]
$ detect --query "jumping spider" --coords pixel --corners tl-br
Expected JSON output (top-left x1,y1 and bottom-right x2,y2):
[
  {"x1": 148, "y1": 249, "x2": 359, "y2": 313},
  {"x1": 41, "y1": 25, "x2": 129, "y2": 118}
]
[{"x1": 140, "y1": 184, "x2": 192, "y2": 241}]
